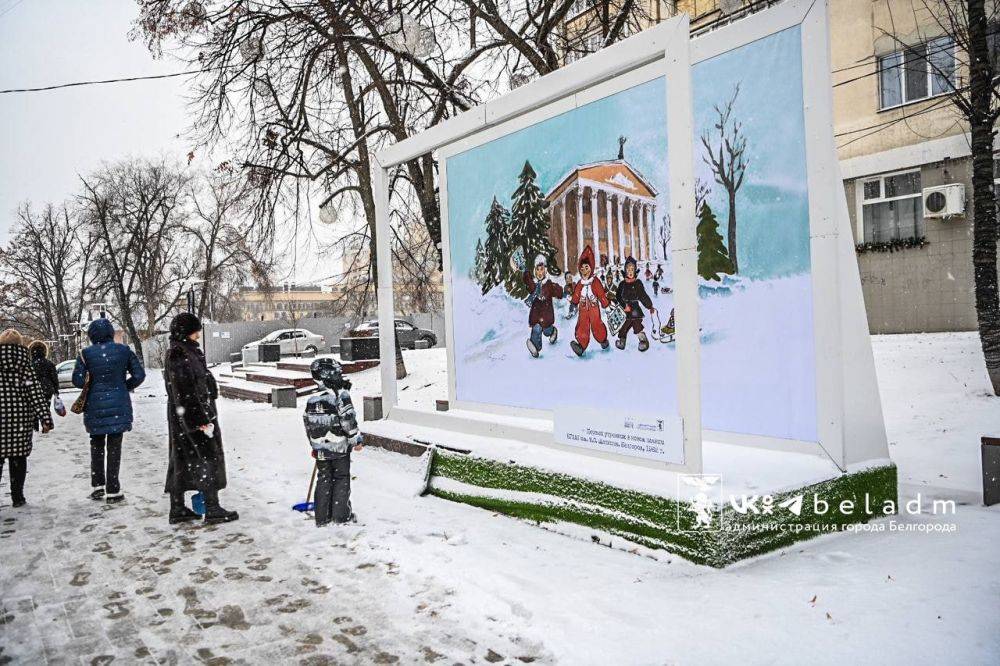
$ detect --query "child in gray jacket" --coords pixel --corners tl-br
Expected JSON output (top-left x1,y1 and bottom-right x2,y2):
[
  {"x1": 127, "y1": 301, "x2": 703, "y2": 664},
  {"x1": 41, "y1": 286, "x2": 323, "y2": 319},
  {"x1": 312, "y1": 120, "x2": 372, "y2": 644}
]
[{"x1": 303, "y1": 358, "x2": 363, "y2": 526}]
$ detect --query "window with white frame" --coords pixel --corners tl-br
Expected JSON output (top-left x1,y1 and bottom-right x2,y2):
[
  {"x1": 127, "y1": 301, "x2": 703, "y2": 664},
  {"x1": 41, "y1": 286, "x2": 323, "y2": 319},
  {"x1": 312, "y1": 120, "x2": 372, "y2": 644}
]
[
  {"x1": 859, "y1": 170, "x2": 924, "y2": 243},
  {"x1": 878, "y1": 37, "x2": 955, "y2": 110}
]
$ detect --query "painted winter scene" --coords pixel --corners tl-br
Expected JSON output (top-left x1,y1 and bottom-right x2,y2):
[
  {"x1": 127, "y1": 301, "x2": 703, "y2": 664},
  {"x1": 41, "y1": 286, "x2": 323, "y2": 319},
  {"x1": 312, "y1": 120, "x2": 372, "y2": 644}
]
[{"x1": 446, "y1": 27, "x2": 816, "y2": 442}]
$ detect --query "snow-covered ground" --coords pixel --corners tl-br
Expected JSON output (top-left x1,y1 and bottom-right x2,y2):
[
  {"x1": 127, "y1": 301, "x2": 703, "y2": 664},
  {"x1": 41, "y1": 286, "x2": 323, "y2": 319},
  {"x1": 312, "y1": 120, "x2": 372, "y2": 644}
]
[
  {"x1": 1, "y1": 335, "x2": 998, "y2": 664},
  {"x1": 451, "y1": 274, "x2": 818, "y2": 443}
]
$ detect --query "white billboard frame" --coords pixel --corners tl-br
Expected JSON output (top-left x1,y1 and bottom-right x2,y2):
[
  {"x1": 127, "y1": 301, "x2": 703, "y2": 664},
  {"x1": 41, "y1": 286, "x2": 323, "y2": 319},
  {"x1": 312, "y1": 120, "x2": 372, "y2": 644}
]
[
  {"x1": 374, "y1": 14, "x2": 703, "y2": 472},
  {"x1": 372, "y1": 0, "x2": 890, "y2": 474}
]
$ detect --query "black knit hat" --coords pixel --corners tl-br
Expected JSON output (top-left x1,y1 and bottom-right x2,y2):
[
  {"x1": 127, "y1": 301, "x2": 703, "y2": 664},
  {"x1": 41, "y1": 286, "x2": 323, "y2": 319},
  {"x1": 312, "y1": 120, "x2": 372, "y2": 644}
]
[
  {"x1": 170, "y1": 312, "x2": 203, "y2": 341},
  {"x1": 311, "y1": 357, "x2": 350, "y2": 390}
]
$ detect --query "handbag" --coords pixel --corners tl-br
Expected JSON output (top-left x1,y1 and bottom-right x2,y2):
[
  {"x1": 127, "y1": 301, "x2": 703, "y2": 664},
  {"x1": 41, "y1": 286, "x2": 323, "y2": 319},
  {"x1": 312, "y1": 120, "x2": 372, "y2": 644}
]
[
  {"x1": 605, "y1": 302, "x2": 627, "y2": 336},
  {"x1": 53, "y1": 395, "x2": 67, "y2": 417},
  {"x1": 71, "y1": 356, "x2": 89, "y2": 414}
]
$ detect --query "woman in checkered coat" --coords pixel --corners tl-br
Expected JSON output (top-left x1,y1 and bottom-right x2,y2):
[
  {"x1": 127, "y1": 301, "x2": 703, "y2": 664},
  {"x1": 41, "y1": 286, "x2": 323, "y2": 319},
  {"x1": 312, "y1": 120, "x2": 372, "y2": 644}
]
[{"x1": 0, "y1": 328, "x2": 54, "y2": 508}]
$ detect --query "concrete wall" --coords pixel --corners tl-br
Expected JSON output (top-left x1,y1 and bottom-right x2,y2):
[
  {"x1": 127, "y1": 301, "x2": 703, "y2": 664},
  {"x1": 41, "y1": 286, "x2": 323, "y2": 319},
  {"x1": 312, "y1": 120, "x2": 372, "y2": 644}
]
[
  {"x1": 142, "y1": 312, "x2": 448, "y2": 367},
  {"x1": 845, "y1": 157, "x2": 977, "y2": 334}
]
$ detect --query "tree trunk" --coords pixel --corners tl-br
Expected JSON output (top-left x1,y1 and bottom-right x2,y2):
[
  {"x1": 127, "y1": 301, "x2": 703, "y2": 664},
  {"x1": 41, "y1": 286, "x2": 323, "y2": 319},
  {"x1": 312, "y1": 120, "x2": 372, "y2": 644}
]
[
  {"x1": 968, "y1": 0, "x2": 1000, "y2": 393},
  {"x1": 727, "y1": 189, "x2": 738, "y2": 273}
]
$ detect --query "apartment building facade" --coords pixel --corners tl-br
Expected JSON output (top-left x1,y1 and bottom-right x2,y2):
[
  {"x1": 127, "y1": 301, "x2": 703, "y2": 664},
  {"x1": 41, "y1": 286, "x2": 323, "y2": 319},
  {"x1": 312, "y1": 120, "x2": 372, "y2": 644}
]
[
  {"x1": 832, "y1": 0, "x2": 982, "y2": 333},
  {"x1": 236, "y1": 284, "x2": 344, "y2": 321},
  {"x1": 563, "y1": 0, "x2": 990, "y2": 333}
]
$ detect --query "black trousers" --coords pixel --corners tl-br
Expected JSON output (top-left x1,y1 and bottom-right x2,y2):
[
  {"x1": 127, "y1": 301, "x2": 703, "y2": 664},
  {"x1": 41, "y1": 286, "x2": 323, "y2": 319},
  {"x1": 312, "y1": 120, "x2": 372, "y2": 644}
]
[
  {"x1": 90, "y1": 433, "x2": 123, "y2": 494},
  {"x1": 0, "y1": 456, "x2": 27, "y2": 504},
  {"x1": 314, "y1": 453, "x2": 352, "y2": 526}
]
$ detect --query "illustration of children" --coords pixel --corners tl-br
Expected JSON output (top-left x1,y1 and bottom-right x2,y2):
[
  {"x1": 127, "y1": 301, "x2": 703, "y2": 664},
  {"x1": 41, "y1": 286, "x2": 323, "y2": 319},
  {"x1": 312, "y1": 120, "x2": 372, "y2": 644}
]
[
  {"x1": 652, "y1": 273, "x2": 660, "y2": 296},
  {"x1": 519, "y1": 254, "x2": 565, "y2": 358},
  {"x1": 569, "y1": 245, "x2": 611, "y2": 357},
  {"x1": 615, "y1": 256, "x2": 655, "y2": 352}
]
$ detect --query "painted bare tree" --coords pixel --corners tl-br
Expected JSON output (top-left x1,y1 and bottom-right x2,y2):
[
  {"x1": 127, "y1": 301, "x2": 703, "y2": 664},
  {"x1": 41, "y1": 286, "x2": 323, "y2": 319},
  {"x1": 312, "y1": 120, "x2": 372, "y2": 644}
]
[
  {"x1": 700, "y1": 83, "x2": 749, "y2": 274},
  {"x1": 659, "y1": 178, "x2": 710, "y2": 258}
]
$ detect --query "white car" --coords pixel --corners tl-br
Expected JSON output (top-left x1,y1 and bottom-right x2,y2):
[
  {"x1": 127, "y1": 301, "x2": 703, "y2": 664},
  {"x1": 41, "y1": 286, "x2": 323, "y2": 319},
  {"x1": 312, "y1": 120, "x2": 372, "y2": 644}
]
[
  {"x1": 243, "y1": 329, "x2": 326, "y2": 357},
  {"x1": 57, "y1": 359, "x2": 76, "y2": 389}
]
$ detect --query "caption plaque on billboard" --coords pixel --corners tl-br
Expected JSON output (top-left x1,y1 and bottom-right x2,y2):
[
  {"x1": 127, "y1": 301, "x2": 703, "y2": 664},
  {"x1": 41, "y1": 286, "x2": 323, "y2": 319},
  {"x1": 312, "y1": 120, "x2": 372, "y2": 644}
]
[{"x1": 554, "y1": 407, "x2": 684, "y2": 464}]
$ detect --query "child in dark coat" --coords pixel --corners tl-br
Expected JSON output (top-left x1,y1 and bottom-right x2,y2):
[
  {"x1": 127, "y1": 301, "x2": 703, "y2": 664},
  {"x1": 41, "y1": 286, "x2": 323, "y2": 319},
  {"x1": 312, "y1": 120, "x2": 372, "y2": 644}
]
[
  {"x1": 304, "y1": 358, "x2": 362, "y2": 526},
  {"x1": 615, "y1": 256, "x2": 656, "y2": 352},
  {"x1": 521, "y1": 254, "x2": 564, "y2": 358}
]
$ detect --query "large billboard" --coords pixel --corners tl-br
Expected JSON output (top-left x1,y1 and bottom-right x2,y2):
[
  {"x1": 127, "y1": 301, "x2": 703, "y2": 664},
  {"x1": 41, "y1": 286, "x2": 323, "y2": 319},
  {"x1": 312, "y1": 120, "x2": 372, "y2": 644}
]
[{"x1": 444, "y1": 26, "x2": 817, "y2": 444}]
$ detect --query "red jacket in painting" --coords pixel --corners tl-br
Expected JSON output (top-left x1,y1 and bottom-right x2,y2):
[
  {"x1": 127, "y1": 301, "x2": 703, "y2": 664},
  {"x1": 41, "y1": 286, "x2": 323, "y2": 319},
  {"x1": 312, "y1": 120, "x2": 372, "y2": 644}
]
[
  {"x1": 570, "y1": 245, "x2": 610, "y2": 350},
  {"x1": 523, "y1": 270, "x2": 564, "y2": 329}
]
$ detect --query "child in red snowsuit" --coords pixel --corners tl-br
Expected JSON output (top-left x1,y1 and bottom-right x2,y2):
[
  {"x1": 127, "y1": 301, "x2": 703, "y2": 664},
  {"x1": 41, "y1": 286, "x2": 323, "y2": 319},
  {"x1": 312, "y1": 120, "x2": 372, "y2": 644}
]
[{"x1": 570, "y1": 245, "x2": 610, "y2": 357}]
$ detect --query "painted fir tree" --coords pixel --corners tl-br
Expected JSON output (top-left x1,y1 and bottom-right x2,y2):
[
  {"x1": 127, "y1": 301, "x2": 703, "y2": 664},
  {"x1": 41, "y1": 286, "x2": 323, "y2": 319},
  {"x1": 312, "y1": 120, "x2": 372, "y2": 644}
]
[
  {"x1": 472, "y1": 238, "x2": 486, "y2": 284},
  {"x1": 696, "y1": 202, "x2": 734, "y2": 282},
  {"x1": 479, "y1": 197, "x2": 511, "y2": 294},
  {"x1": 505, "y1": 160, "x2": 560, "y2": 299}
]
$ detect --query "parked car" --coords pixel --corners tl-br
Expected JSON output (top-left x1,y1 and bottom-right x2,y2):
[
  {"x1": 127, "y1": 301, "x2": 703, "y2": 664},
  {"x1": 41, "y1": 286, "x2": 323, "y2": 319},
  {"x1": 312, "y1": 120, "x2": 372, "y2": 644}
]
[
  {"x1": 56, "y1": 359, "x2": 76, "y2": 389},
  {"x1": 242, "y1": 328, "x2": 326, "y2": 357},
  {"x1": 350, "y1": 319, "x2": 437, "y2": 349}
]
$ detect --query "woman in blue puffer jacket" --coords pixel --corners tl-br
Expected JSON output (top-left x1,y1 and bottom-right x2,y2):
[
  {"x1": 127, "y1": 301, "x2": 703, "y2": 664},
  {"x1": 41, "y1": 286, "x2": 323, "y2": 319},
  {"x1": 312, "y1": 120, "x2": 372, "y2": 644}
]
[{"x1": 72, "y1": 318, "x2": 145, "y2": 503}]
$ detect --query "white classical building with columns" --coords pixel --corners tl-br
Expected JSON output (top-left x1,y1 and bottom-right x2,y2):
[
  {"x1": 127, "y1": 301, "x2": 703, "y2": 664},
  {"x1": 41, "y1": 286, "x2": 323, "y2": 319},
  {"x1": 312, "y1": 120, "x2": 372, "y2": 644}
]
[{"x1": 544, "y1": 159, "x2": 659, "y2": 274}]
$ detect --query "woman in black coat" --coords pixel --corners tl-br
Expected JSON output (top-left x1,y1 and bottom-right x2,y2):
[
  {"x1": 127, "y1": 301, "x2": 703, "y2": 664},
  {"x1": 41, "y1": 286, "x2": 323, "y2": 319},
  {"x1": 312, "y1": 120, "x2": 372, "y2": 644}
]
[
  {"x1": 28, "y1": 340, "x2": 59, "y2": 403},
  {"x1": 163, "y1": 313, "x2": 238, "y2": 525}
]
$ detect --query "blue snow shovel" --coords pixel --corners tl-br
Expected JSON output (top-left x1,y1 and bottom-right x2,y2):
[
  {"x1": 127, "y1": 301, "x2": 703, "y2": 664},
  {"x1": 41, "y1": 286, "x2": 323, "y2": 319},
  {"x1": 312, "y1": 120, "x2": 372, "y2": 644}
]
[
  {"x1": 292, "y1": 462, "x2": 317, "y2": 512},
  {"x1": 192, "y1": 492, "x2": 205, "y2": 516}
]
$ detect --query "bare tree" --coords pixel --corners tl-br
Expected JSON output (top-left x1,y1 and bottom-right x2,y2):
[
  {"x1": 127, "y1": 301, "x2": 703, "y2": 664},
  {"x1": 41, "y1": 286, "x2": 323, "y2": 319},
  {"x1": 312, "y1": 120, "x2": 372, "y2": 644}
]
[
  {"x1": 0, "y1": 203, "x2": 104, "y2": 349},
  {"x1": 78, "y1": 159, "x2": 194, "y2": 361},
  {"x1": 186, "y1": 168, "x2": 278, "y2": 320},
  {"x1": 700, "y1": 83, "x2": 749, "y2": 274}
]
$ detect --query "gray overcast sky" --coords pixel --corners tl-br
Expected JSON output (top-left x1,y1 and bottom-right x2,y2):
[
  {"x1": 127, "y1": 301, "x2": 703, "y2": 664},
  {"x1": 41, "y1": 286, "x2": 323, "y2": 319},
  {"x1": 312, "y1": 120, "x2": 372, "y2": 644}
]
[
  {"x1": 0, "y1": 0, "x2": 189, "y2": 243},
  {"x1": 0, "y1": 1, "x2": 344, "y2": 284}
]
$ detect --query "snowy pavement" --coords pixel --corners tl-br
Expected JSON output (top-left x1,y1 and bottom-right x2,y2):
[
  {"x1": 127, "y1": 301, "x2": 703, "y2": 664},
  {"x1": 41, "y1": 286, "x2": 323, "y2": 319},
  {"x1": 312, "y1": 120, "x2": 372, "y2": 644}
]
[{"x1": 2, "y1": 337, "x2": 999, "y2": 664}]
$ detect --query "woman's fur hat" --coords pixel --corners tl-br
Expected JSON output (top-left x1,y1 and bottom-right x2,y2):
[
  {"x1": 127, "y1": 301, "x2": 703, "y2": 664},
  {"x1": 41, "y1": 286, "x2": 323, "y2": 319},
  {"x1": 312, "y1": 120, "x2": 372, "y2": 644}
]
[{"x1": 0, "y1": 328, "x2": 24, "y2": 346}]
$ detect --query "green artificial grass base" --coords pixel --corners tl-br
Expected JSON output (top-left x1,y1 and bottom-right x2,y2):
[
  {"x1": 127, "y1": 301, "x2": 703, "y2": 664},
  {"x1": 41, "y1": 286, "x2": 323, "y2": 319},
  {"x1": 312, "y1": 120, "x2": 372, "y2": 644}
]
[{"x1": 428, "y1": 451, "x2": 898, "y2": 567}]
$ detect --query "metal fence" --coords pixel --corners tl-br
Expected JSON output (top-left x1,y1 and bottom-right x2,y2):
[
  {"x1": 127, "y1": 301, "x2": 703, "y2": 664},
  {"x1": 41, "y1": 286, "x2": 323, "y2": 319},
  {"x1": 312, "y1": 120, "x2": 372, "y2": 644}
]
[{"x1": 141, "y1": 312, "x2": 448, "y2": 368}]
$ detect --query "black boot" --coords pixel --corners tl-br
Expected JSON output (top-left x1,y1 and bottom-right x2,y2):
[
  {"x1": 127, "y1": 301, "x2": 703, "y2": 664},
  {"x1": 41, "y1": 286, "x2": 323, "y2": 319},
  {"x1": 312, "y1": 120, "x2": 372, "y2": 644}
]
[
  {"x1": 202, "y1": 488, "x2": 239, "y2": 525},
  {"x1": 169, "y1": 492, "x2": 200, "y2": 525}
]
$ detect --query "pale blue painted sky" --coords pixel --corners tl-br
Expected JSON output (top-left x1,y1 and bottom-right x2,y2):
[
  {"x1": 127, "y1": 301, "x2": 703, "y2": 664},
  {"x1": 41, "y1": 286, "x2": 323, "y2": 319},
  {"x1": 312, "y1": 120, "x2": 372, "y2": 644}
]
[
  {"x1": 447, "y1": 26, "x2": 810, "y2": 282},
  {"x1": 447, "y1": 77, "x2": 669, "y2": 276},
  {"x1": 693, "y1": 25, "x2": 810, "y2": 279}
]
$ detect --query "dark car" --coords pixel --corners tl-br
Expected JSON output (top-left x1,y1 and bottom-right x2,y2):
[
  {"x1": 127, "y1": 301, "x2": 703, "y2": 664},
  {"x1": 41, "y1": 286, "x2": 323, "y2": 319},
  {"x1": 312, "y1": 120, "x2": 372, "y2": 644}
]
[{"x1": 350, "y1": 319, "x2": 437, "y2": 349}]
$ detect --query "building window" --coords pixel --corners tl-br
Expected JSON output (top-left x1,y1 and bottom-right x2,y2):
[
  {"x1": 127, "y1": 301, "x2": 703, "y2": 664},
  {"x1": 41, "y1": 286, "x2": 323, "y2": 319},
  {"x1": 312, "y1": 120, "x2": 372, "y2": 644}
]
[
  {"x1": 859, "y1": 170, "x2": 924, "y2": 243},
  {"x1": 566, "y1": 31, "x2": 604, "y2": 63},
  {"x1": 878, "y1": 37, "x2": 955, "y2": 110},
  {"x1": 569, "y1": 0, "x2": 597, "y2": 17}
]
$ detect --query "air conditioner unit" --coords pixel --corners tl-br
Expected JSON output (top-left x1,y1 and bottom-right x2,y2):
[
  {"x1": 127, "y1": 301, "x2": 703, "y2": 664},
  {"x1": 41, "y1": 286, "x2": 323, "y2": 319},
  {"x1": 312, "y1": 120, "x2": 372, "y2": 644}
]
[{"x1": 923, "y1": 183, "x2": 965, "y2": 218}]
